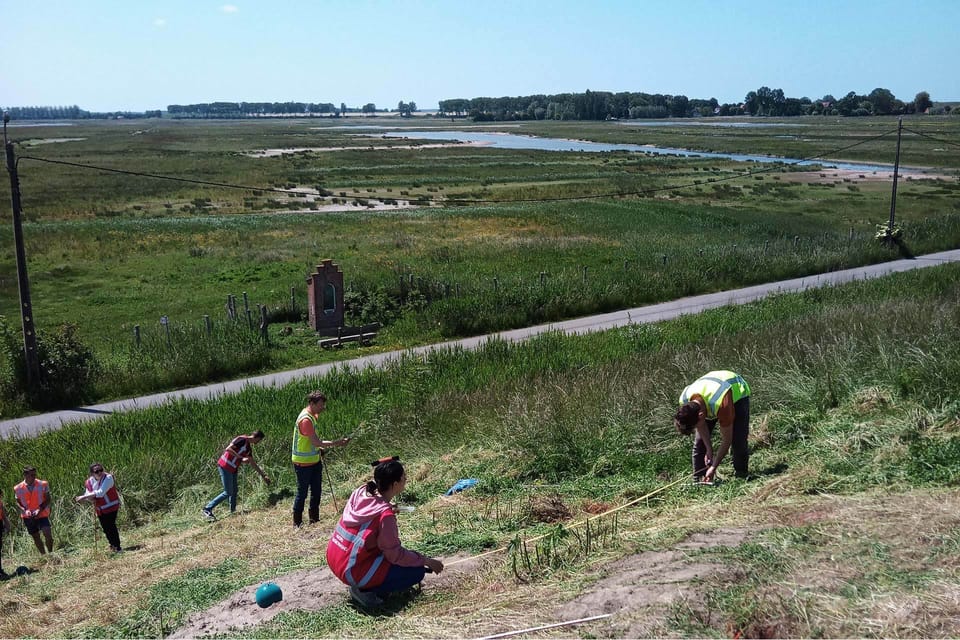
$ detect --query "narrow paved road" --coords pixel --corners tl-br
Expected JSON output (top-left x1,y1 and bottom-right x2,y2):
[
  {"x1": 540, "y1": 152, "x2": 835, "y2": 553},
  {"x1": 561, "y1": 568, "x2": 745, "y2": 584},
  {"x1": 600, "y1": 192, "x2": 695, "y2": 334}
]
[{"x1": 3, "y1": 249, "x2": 959, "y2": 440}]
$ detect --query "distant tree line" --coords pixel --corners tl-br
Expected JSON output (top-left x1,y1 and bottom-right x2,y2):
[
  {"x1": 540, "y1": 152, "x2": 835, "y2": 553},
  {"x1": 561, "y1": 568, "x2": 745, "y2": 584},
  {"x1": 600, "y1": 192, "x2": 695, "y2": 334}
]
[
  {"x1": 167, "y1": 101, "x2": 340, "y2": 118},
  {"x1": 439, "y1": 87, "x2": 942, "y2": 121},
  {"x1": 439, "y1": 91, "x2": 707, "y2": 121},
  {"x1": 3, "y1": 105, "x2": 162, "y2": 120},
  {"x1": 5, "y1": 88, "x2": 948, "y2": 123},
  {"x1": 742, "y1": 87, "x2": 935, "y2": 117}
]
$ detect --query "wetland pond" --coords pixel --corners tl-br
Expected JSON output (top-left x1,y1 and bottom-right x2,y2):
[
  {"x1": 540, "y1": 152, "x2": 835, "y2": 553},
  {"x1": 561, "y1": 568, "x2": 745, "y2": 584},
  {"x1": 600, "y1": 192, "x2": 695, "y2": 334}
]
[{"x1": 368, "y1": 130, "x2": 905, "y2": 174}]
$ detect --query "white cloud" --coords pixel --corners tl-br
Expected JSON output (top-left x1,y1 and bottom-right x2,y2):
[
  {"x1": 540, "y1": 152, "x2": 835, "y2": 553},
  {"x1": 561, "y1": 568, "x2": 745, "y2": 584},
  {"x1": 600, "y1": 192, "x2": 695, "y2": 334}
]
[
  {"x1": 153, "y1": 18, "x2": 167, "y2": 28},
  {"x1": 221, "y1": 4, "x2": 238, "y2": 13}
]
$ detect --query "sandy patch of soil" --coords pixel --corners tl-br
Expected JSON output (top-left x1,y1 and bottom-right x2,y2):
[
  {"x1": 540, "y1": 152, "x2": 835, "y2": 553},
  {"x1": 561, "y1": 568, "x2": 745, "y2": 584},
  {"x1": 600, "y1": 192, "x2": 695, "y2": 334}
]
[
  {"x1": 168, "y1": 566, "x2": 343, "y2": 638},
  {"x1": 22, "y1": 137, "x2": 86, "y2": 145},
  {"x1": 555, "y1": 528, "x2": 752, "y2": 638},
  {"x1": 170, "y1": 525, "x2": 750, "y2": 639},
  {"x1": 170, "y1": 555, "x2": 479, "y2": 638},
  {"x1": 783, "y1": 167, "x2": 951, "y2": 184},
  {"x1": 246, "y1": 141, "x2": 486, "y2": 158}
]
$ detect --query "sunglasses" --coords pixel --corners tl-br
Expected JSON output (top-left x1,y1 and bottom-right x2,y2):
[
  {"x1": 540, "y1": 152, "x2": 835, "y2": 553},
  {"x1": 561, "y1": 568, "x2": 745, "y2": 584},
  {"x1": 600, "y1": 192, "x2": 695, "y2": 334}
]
[{"x1": 92, "y1": 468, "x2": 104, "y2": 474}]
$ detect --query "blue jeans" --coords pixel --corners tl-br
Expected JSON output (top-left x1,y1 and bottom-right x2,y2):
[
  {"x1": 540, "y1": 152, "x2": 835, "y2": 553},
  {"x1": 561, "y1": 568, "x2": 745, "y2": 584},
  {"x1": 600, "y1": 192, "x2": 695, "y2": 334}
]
[
  {"x1": 205, "y1": 466, "x2": 238, "y2": 512},
  {"x1": 370, "y1": 564, "x2": 427, "y2": 594},
  {"x1": 293, "y1": 463, "x2": 323, "y2": 522}
]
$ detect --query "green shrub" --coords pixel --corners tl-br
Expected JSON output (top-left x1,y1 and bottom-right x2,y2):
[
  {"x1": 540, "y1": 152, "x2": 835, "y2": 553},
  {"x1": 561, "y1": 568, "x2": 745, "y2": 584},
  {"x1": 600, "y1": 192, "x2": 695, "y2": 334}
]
[
  {"x1": 34, "y1": 323, "x2": 100, "y2": 409},
  {"x1": 0, "y1": 316, "x2": 27, "y2": 415},
  {"x1": 0, "y1": 318, "x2": 100, "y2": 412}
]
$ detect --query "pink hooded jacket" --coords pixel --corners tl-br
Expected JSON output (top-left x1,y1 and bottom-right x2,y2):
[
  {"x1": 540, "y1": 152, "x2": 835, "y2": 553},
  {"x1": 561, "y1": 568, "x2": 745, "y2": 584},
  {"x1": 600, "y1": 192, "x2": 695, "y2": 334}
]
[{"x1": 339, "y1": 485, "x2": 425, "y2": 567}]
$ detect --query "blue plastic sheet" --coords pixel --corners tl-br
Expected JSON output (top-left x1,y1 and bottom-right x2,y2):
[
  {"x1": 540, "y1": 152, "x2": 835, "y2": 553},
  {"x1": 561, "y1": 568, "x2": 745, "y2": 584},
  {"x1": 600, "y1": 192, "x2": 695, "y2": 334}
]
[{"x1": 445, "y1": 478, "x2": 479, "y2": 496}]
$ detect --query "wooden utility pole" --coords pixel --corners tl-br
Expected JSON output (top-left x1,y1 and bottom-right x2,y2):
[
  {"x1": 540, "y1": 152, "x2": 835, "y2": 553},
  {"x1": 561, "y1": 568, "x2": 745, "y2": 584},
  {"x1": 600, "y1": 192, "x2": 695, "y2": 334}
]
[
  {"x1": 3, "y1": 112, "x2": 41, "y2": 390},
  {"x1": 887, "y1": 117, "x2": 903, "y2": 238}
]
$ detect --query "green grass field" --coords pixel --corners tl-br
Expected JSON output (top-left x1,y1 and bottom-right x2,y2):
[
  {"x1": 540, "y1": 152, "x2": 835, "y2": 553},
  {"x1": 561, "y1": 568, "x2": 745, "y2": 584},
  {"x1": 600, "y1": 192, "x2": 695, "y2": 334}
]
[{"x1": 2, "y1": 116, "x2": 959, "y2": 416}]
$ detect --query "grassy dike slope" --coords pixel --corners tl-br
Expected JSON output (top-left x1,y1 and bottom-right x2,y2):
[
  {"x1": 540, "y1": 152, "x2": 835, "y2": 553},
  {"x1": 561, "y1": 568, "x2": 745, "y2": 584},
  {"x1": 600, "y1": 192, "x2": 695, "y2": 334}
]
[{"x1": 1, "y1": 263, "x2": 959, "y2": 638}]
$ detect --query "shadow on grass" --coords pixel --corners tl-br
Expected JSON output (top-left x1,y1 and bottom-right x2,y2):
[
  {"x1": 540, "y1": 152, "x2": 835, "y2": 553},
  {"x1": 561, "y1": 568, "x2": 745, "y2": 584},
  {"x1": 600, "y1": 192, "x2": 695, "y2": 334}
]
[
  {"x1": 350, "y1": 585, "x2": 424, "y2": 617},
  {"x1": 267, "y1": 487, "x2": 295, "y2": 506},
  {"x1": 2, "y1": 565, "x2": 38, "y2": 580},
  {"x1": 892, "y1": 237, "x2": 915, "y2": 259},
  {"x1": 751, "y1": 462, "x2": 789, "y2": 479}
]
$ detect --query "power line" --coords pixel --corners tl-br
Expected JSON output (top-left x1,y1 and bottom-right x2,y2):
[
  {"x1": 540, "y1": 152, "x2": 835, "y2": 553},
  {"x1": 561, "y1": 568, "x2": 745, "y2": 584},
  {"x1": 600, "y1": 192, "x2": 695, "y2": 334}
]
[
  {"x1": 17, "y1": 155, "x2": 307, "y2": 197},
  {"x1": 17, "y1": 128, "x2": 899, "y2": 208},
  {"x1": 902, "y1": 127, "x2": 960, "y2": 152}
]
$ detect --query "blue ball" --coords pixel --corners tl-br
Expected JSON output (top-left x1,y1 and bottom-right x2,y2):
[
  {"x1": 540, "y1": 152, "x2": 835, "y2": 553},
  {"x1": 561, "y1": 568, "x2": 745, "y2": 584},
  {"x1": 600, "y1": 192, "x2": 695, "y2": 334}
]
[{"x1": 255, "y1": 582, "x2": 282, "y2": 608}]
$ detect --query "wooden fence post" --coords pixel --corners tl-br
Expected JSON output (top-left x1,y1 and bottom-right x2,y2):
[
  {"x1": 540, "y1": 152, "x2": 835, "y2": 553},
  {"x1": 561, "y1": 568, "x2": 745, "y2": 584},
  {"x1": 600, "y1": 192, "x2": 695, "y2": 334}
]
[
  {"x1": 259, "y1": 305, "x2": 269, "y2": 342},
  {"x1": 161, "y1": 315, "x2": 170, "y2": 348}
]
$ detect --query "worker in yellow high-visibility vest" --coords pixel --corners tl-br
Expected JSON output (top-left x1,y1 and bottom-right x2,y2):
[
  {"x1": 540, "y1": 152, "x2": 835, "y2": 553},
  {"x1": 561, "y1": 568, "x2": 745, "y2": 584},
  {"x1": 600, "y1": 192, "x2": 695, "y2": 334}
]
[
  {"x1": 292, "y1": 390, "x2": 351, "y2": 527},
  {"x1": 674, "y1": 371, "x2": 751, "y2": 483}
]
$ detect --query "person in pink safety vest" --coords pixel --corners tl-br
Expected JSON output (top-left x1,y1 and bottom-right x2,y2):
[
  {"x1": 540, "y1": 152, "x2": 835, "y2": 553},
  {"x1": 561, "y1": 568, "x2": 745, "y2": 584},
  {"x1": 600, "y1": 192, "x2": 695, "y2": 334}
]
[
  {"x1": 202, "y1": 431, "x2": 271, "y2": 521},
  {"x1": 75, "y1": 462, "x2": 123, "y2": 553},
  {"x1": 327, "y1": 457, "x2": 443, "y2": 608}
]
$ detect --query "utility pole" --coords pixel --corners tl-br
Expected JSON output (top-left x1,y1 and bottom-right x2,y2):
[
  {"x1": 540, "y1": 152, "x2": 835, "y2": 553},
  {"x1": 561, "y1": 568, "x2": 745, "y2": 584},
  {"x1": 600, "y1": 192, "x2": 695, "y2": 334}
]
[
  {"x1": 886, "y1": 117, "x2": 903, "y2": 239},
  {"x1": 3, "y1": 112, "x2": 41, "y2": 390}
]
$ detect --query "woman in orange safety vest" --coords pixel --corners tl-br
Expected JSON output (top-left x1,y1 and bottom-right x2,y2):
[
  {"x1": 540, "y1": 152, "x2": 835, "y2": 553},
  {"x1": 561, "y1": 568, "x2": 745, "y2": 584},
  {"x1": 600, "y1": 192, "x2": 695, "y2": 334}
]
[
  {"x1": 75, "y1": 462, "x2": 123, "y2": 553},
  {"x1": 202, "y1": 431, "x2": 271, "y2": 521}
]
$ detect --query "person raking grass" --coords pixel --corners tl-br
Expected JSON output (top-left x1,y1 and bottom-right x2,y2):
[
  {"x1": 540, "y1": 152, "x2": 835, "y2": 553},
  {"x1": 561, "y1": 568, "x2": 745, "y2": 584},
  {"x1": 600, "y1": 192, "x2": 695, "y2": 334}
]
[
  {"x1": 202, "y1": 430, "x2": 271, "y2": 521},
  {"x1": 14, "y1": 466, "x2": 54, "y2": 555},
  {"x1": 291, "y1": 391, "x2": 350, "y2": 528}
]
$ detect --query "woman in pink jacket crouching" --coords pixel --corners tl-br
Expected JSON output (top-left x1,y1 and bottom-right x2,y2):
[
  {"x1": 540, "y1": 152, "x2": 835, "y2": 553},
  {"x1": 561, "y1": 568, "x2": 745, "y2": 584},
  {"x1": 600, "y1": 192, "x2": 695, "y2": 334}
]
[{"x1": 327, "y1": 457, "x2": 443, "y2": 607}]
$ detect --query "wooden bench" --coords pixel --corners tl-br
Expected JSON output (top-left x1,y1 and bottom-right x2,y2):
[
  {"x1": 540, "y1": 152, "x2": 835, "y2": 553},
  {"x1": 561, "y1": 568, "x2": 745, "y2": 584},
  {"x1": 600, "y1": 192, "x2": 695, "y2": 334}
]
[{"x1": 319, "y1": 323, "x2": 380, "y2": 349}]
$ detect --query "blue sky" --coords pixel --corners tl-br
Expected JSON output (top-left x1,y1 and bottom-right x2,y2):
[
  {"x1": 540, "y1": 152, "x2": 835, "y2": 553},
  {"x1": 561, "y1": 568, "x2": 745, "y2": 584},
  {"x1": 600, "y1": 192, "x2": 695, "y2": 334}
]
[{"x1": 1, "y1": 0, "x2": 957, "y2": 112}]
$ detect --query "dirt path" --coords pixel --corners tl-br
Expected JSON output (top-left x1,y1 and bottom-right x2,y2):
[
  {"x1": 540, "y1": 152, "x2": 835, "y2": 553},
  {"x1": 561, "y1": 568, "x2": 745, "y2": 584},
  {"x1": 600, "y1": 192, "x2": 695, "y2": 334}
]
[
  {"x1": 170, "y1": 556, "x2": 481, "y2": 638},
  {"x1": 558, "y1": 528, "x2": 751, "y2": 638},
  {"x1": 170, "y1": 530, "x2": 749, "y2": 638}
]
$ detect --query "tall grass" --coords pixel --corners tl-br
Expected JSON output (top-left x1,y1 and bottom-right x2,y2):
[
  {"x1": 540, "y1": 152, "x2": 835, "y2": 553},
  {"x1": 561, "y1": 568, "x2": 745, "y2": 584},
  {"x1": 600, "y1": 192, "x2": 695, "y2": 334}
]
[
  {"x1": 2, "y1": 263, "x2": 959, "y2": 560},
  {"x1": 96, "y1": 317, "x2": 272, "y2": 396}
]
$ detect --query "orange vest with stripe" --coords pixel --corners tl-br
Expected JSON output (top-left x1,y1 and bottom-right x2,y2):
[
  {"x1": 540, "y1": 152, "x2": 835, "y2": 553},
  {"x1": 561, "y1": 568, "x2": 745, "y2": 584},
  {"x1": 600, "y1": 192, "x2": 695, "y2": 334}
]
[
  {"x1": 218, "y1": 436, "x2": 251, "y2": 473},
  {"x1": 85, "y1": 474, "x2": 121, "y2": 516},
  {"x1": 326, "y1": 510, "x2": 393, "y2": 590},
  {"x1": 14, "y1": 480, "x2": 50, "y2": 519}
]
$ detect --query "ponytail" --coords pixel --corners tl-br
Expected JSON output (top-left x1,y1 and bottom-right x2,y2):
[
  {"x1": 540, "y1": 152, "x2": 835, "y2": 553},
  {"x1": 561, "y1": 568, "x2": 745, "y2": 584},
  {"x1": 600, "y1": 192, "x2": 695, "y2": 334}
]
[{"x1": 365, "y1": 456, "x2": 403, "y2": 495}]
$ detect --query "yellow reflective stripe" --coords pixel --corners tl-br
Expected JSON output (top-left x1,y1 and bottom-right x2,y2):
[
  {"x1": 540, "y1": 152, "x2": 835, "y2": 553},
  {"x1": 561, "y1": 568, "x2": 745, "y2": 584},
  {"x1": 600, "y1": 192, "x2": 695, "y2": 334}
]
[{"x1": 292, "y1": 409, "x2": 321, "y2": 463}]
